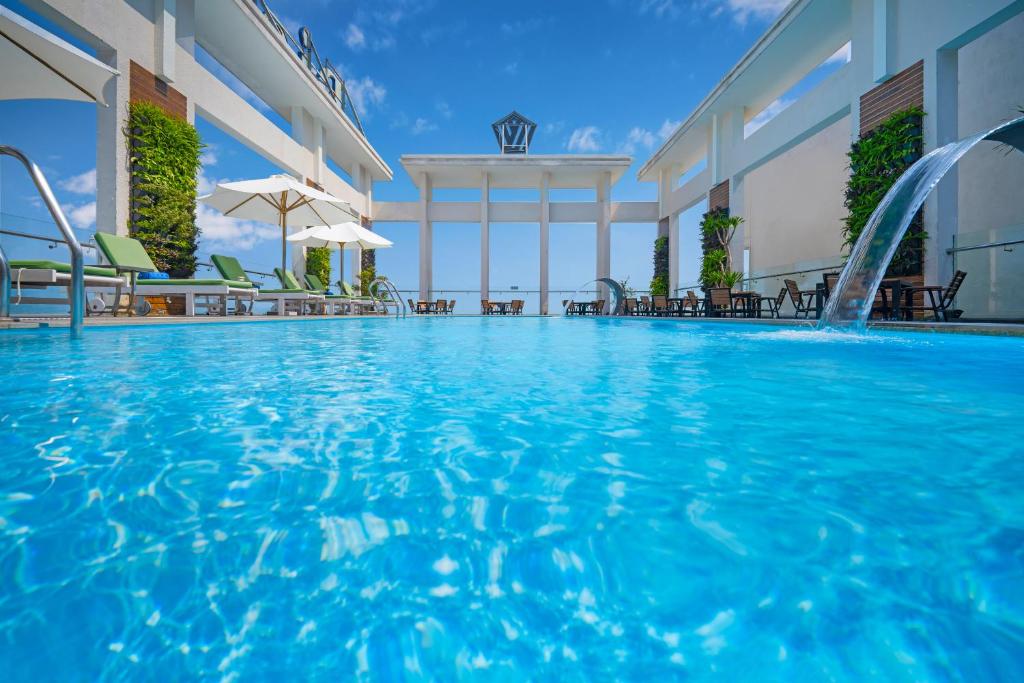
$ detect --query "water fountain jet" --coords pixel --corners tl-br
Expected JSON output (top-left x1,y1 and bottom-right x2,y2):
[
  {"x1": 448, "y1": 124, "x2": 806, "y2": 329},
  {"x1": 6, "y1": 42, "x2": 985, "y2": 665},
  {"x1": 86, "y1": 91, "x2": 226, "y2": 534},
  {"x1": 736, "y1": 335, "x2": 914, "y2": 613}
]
[{"x1": 819, "y1": 115, "x2": 1024, "y2": 330}]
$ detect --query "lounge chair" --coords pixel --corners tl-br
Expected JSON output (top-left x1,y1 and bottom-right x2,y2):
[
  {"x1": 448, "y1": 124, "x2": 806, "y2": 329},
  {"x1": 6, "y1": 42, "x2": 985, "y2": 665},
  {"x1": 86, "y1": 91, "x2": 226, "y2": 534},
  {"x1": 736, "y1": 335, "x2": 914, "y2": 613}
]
[
  {"x1": 304, "y1": 272, "x2": 355, "y2": 315},
  {"x1": 91, "y1": 234, "x2": 256, "y2": 316},
  {"x1": 338, "y1": 280, "x2": 378, "y2": 314},
  {"x1": 784, "y1": 279, "x2": 816, "y2": 319},
  {"x1": 7, "y1": 258, "x2": 127, "y2": 314},
  {"x1": 901, "y1": 270, "x2": 967, "y2": 321},
  {"x1": 211, "y1": 254, "x2": 321, "y2": 316}
]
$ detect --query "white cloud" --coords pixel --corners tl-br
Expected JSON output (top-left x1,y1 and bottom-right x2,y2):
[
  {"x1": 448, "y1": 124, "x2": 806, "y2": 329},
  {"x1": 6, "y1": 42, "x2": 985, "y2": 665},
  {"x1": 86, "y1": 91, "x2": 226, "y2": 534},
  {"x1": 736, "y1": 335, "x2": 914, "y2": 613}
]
[
  {"x1": 345, "y1": 23, "x2": 366, "y2": 50},
  {"x1": 59, "y1": 168, "x2": 96, "y2": 195},
  {"x1": 639, "y1": 0, "x2": 791, "y2": 24},
  {"x1": 744, "y1": 97, "x2": 792, "y2": 136},
  {"x1": 567, "y1": 126, "x2": 602, "y2": 153},
  {"x1": 658, "y1": 119, "x2": 681, "y2": 141},
  {"x1": 503, "y1": 61, "x2": 519, "y2": 76},
  {"x1": 68, "y1": 202, "x2": 96, "y2": 229},
  {"x1": 200, "y1": 145, "x2": 218, "y2": 167},
  {"x1": 345, "y1": 75, "x2": 386, "y2": 119},
  {"x1": 411, "y1": 117, "x2": 438, "y2": 135},
  {"x1": 716, "y1": 0, "x2": 791, "y2": 24},
  {"x1": 196, "y1": 204, "x2": 277, "y2": 252},
  {"x1": 543, "y1": 121, "x2": 565, "y2": 136},
  {"x1": 435, "y1": 100, "x2": 453, "y2": 120},
  {"x1": 826, "y1": 42, "x2": 852, "y2": 65},
  {"x1": 616, "y1": 127, "x2": 657, "y2": 155}
]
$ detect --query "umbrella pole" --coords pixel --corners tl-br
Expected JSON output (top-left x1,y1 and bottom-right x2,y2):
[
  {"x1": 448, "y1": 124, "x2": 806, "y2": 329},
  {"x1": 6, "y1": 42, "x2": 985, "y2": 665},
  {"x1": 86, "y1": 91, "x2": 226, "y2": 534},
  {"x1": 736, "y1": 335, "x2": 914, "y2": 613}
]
[
  {"x1": 338, "y1": 242, "x2": 345, "y2": 291},
  {"x1": 280, "y1": 211, "x2": 287, "y2": 273}
]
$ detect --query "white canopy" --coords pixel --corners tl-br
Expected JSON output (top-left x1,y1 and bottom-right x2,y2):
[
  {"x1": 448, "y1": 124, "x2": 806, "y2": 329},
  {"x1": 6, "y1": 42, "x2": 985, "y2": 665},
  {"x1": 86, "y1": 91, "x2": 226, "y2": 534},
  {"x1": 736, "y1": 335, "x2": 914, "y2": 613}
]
[
  {"x1": 286, "y1": 222, "x2": 393, "y2": 250},
  {"x1": 198, "y1": 174, "x2": 359, "y2": 270},
  {"x1": 287, "y1": 222, "x2": 392, "y2": 285},
  {"x1": 0, "y1": 7, "x2": 118, "y2": 105}
]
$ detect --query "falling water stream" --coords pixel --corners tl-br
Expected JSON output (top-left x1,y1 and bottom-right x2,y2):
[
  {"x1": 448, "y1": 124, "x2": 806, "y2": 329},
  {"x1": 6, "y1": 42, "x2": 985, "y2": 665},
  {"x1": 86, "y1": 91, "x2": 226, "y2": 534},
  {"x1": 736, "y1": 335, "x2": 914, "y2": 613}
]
[{"x1": 819, "y1": 115, "x2": 1024, "y2": 330}]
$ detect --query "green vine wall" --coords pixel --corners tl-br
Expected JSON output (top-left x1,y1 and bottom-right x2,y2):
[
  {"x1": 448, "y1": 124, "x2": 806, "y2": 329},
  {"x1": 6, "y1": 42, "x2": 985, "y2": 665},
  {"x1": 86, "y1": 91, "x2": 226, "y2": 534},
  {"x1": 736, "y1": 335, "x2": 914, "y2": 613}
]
[
  {"x1": 649, "y1": 235, "x2": 669, "y2": 296},
  {"x1": 306, "y1": 247, "x2": 331, "y2": 288},
  {"x1": 125, "y1": 101, "x2": 202, "y2": 277},
  {"x1": 844, "y1": 106, "x2": 925, "y2": 276}
]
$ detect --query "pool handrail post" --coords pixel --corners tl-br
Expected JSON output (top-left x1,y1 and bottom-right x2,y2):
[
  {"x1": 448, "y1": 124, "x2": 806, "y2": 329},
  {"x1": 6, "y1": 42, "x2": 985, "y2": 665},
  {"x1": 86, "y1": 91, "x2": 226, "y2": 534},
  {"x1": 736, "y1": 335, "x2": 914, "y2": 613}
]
[
  {"x1": 0, "y1": 145, "x2": 84, "y2": 337},
  {"x1": 0, "y1": 241, "x2": 9, "y2": 319}
]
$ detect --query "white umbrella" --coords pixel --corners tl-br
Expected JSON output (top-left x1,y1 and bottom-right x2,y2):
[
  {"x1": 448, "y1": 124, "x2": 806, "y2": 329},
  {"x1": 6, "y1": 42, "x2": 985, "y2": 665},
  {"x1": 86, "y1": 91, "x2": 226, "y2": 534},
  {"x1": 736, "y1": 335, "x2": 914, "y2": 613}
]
[
  {"x1": 0, "y1": 6, "x2": 118, "y2": 105},
  {"x1": 287, "y1": 222, "x2": 392, "y2": 286},
  {"x1": 199, "y1": 174, "x2": 358, "y2": 271}
]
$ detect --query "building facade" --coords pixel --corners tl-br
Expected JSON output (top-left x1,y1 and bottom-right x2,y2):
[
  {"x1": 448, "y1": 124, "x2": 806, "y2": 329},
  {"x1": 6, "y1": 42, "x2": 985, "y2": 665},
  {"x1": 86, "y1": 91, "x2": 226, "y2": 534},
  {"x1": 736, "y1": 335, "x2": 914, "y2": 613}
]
[
  {"x1": 640, "y1": 0, "x2": 1024, "y2": 318},
  {"x1": 22, "y1": 0, "x2": 391, "y2": 278}
]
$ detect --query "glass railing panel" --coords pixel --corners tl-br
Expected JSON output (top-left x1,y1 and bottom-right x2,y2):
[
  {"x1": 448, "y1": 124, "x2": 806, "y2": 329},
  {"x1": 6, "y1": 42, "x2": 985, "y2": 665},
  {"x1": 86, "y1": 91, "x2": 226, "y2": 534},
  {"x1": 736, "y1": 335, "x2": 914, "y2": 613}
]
[{"x1": 951, "y1": 224, "x2": 1024, "y2": 321}]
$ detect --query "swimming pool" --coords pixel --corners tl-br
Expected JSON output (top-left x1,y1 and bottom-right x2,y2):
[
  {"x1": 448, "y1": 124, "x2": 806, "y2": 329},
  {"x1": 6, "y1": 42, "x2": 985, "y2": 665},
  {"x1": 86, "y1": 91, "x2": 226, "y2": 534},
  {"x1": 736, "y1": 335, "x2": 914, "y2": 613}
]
[{"x1": 1, "y1": 317, "x2": 1022, "y2": 680}]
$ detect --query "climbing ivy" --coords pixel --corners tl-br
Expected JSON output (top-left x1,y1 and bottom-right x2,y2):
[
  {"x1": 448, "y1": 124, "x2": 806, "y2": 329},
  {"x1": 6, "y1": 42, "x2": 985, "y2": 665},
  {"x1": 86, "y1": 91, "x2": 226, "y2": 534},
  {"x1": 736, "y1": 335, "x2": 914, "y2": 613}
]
[
  {"x1": 844, "y1": 106, "x2": 925, "y2": 276},
  {"x1": 306, "y1": 246, "x2": 331, "y2": 289},
  {"x1": 649, "y1": 235, "x2": 669, "y2": 296},
  {"x1": 125, "y1": 101, "x2": 202, "y2": 277}
]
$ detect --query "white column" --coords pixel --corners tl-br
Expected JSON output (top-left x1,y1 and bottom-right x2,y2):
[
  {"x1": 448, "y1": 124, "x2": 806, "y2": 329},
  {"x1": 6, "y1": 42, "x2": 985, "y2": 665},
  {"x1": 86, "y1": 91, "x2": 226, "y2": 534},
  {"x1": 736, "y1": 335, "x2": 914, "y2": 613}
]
[
  {"x1": 924, "y1": 49, "x2": 959, "y2": 285},
  {"x1": 95, "y1": 46, "x2": 130, "y2": 237},
  {"x1": 155, "y1": 0, "x2": 176, "y2": 82},
  {"x1": 872, "y1": 0, "x2": 894, "y2": 83},
  {"x1": 668, "y1": 212, "x2": 679, "y2": 295},
  {"x1": 710, "y1": 114, "x2": 722, "y2": 184},
  {"x1": 480, "y1": 171, "x2": 490, "y2": 302},
  {"x1": 350, "y1": 162, "x2": 367, "y2": 289},
  {"x1": 540, "y1": 171, "x2": 550, "y2": 314},
  {"x1": 418, "y1": 172, "x2": 433, "y2": 300},
  {"x1": 596, "y1": 171, "x2": 611, "y2": 311}
]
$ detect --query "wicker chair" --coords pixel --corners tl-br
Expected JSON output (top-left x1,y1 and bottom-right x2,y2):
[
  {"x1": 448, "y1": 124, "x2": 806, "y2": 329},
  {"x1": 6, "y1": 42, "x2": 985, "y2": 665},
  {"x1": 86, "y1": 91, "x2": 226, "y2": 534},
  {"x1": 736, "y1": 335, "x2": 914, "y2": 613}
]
[
  {"x1": 684, "y1": 290, "x2": 703, "y2": 317},
  {"x1": 784, "y1": 279, "x2": 817, "y2": 318},
  {"x1": 447, "y1": 299, "x2": 456, "y2": 315},
  {"x1": 651, "y1": 295, "x2": 669, "y2": 316},
  {"x1": 708, "y1": 287, "x2": 734, "y2": 317},
  {"x1": 757, "y1": 288, "x2": 787, "y2": 318},
  {"x1": 901, "y1": 270, "x2": 967, "y2": 321}
]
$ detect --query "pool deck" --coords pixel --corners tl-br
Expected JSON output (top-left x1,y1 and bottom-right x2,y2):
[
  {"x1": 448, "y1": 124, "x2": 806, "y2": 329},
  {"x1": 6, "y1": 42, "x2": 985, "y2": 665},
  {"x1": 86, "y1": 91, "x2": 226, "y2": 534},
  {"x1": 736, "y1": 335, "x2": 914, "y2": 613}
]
[{"x1": 2, "y1": 314, "x2": 1023, "y2": 337}]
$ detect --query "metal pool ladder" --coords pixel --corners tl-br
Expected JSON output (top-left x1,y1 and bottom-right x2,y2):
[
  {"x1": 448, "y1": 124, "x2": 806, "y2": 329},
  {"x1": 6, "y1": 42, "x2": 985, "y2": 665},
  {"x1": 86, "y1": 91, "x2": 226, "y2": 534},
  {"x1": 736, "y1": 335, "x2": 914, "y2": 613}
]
[
  {"x1": 370, "y1": 277, "x2": 406, "y2": 318},
  {"x1": 0, "y1": 145, "x2": 85, "y2": 337}
]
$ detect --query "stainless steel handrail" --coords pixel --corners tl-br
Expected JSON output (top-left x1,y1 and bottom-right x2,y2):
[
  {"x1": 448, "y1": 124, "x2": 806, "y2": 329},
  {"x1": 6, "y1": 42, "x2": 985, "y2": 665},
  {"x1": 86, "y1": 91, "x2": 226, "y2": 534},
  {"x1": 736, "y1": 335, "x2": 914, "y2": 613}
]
[
  {"x1": 946, "y1": 238, "x2": 1024, "y2": 254},
  {"x1": 0, "y1": 242, "x2": 9, "y2": 319},
  {"x1": 1, "y1": 145, "x2": 84, "y2": 337},
  {"x1": 370, "y1": 277, "x2": 405, "y2": 318}
]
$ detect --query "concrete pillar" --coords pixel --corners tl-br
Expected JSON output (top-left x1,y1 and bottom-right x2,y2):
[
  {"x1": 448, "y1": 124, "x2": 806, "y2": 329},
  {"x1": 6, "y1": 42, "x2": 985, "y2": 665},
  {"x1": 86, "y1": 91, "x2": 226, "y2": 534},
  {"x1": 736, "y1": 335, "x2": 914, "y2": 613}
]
[
  {"x1": 155, "y1": 0, "x2": 176, "y2": 82},
  {"x1": 480, "y1": 171, "x2": 490, "y2": 302},
  {"x1": 350, "y1": 162, "x2": 368, "y2": 289},
  {"x1": 539, "y1": 171, "x2": 550, "y2": 314},
  {"x1": 872, "y1": 0, "x2": 895, "y2": 83},
  {"x1": 418, "y1": 171, "x2": 432, "y2": 300},
  {"x1": 923, "y1": 49, "x2": 959, "y2": 285},
  {"x1": 710, "y1": 114, "x2": 722, "y2": 184},
  {"x1": 288, "y1": 108, "x2": 326, "y2": 277},
  {"x1": 95, "y1": 46, "x2": 130, "y2": 237},
  {"x1": 668, "y1": 212, "x2": 679, "y2": 295},
  {"x1": 596, "y1": 171, "x2": 611, "y2": 311}
]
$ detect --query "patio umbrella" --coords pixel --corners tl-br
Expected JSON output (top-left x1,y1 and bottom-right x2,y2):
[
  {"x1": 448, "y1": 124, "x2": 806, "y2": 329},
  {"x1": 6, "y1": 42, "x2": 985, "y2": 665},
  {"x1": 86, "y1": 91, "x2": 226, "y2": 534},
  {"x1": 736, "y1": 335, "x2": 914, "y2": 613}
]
[
  {"x1": 199, "y1": 174, "x2": 358, "y2": 271},
  {"x1": 0, "y1": 6, "x2": 118, "y2": 105},
  {"x1": 287, "y1": 222, "x2": 392, "y2": 286}
]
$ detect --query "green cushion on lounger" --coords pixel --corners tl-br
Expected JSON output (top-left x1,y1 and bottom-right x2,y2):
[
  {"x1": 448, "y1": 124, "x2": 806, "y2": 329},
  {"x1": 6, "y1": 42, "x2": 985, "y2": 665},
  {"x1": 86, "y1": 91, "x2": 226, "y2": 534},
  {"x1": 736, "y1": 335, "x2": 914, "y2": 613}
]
[
  {"x1": 340, "y1": 280, "x2": 373, "y2": 300},
  {"x1": 304, "y1": 273, "x2": 327, "y2": 292},
  {"x1": 259, "y1": 288, "x2": 307, "y2": 294},
  {"x1": 274, "y1": 267, "x2": 306, "y2": 291},
  {"x1": 93, "y1": 232, "x2": 157, "y2": 272},
  {"x1": 210, "y1": 254, "x2": 251, "y2": 283},
  {"x1": 10, "y1": 259, "x2": 117, "y2": 278},
  {"x1": 135, "y1": 278, "x2": 254, "y2": 288}
]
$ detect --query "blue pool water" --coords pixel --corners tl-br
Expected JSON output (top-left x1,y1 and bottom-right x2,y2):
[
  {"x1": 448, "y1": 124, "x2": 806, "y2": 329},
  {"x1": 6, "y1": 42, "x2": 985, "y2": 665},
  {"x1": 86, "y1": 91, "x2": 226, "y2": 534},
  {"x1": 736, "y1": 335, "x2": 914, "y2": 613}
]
[{"x1": 1, "y1": 317, "x2": 1023, "y2": 681}]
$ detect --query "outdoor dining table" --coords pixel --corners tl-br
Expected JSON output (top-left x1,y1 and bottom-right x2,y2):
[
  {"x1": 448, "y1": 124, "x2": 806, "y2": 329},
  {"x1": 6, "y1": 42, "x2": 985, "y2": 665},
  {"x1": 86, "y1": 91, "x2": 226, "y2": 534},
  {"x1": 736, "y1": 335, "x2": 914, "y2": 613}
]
[
  {"x1": 730, "y1": 291, "x2": 759, "y2": 317},
  {"x1": 667, "y1": 297, "x2": 687, "y2": 316},
  {"x1": 491, "y1": 301, "x2": 510, "y2": 315},
  {"x1": 813, "y1": 278, "x2": 914, "y2": 319},
  {"x1": 417, "y1": 300, "x2": 436, "y2": 314}
]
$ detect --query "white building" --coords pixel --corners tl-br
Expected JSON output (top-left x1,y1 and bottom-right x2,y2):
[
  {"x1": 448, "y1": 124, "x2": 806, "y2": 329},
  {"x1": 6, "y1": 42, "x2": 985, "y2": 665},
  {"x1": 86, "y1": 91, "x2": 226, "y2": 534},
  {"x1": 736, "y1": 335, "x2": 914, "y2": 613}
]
[
  {"x1": 640, "y1": 0, "x2": 1024, "y2": 318},
  {"x1": 20, "y1": 0, "x2": 390, "y2": 278}
]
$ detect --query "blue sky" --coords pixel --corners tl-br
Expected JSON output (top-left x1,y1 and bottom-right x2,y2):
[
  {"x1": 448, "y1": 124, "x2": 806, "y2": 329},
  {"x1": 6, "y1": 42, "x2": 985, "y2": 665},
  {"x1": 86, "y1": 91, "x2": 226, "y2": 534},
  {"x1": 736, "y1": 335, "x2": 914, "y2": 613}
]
[{"x1": 0, "y1": 0, "x2": 797, "y2": 307}]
